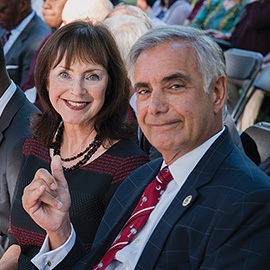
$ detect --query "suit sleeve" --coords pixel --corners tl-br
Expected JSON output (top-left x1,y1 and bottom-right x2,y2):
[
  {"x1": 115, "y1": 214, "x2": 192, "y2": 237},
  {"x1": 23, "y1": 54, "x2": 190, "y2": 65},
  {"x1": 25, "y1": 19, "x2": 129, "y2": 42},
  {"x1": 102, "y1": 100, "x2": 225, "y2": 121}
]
[{"x1": 200, "y1": 189, "x2": 270, "y2": 269}]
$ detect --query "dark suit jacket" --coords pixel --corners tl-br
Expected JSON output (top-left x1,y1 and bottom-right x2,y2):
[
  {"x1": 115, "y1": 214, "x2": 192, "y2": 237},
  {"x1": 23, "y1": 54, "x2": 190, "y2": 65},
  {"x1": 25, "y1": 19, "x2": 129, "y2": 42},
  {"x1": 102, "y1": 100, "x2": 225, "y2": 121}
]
[
  {"x1": 42, "y1": 128, "x2": 270, "y2": 269},
  {"x1": 0, "y1": 87, "x2": 39, "y2": 257},
  {"x1": 0, "y1": 14, "x2": 50, "y2": 86}
]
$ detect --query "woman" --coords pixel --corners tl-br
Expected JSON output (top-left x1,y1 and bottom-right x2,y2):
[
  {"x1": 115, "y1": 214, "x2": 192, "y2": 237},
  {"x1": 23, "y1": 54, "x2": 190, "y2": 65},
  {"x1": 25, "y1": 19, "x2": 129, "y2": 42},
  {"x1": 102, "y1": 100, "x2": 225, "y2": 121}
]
[
  {"x1": 189, "y1": 0, "x2": 247, "y2": 34},
  {"x1": 5, "y1": 21, "x2": 149, "y2": 268},
  {"x1": 205, "y1": 0, "x2": 270, "y2": 56},
  {"x1": 149, "y1": 0, "x2": 192, "y2": 26}
]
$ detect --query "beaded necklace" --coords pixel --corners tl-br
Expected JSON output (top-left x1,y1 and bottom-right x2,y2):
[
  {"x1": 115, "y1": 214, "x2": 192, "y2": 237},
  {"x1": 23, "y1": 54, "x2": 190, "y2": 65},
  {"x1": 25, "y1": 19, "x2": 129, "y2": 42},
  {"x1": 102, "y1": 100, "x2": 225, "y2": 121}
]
[{"x1": 53, "y1": 124, "x2": 103, "y2": 172}]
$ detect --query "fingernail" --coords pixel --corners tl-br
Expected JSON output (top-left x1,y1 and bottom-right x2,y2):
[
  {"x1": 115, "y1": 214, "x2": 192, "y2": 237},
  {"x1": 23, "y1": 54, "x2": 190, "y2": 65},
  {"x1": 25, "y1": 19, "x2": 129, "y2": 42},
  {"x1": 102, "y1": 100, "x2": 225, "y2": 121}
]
[
  {"x1": 57, "y1": 200, "x2": 63, "y2": 209},
  {"x1": 51, "y1": 183, "x2": 56, "y2": 189}
]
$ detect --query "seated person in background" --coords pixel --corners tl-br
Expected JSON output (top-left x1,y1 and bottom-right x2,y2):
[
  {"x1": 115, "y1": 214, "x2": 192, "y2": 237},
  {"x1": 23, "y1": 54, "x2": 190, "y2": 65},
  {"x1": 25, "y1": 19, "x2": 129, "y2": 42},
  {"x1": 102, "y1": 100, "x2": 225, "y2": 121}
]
[
  {"x1": 183, "y1": 0, "x2": 206, "y2": 25},
  {"x1": 23, "y1": 25, "x2": 270, "y2": 270},
  {"x1": 42, "y1": 0, "x2": 67, "y2": 31},
  {"x1": 149, "y1": 0, "x2": 192, "y2": 26},
  {"x1": 189, "y1": 0, "x2": 247, "y2": 35},
  {"x1": 136, "y1": 0, "x2": 156, "y2": 12},
  {"x1": 0, "y1": 0, "x2": 50, "y2": 86},
  {"x1": 2, "y1": 21, "x2": 149, "y2": 269},
  {"x1": 0, "y1": 42, "x2": 39, "y2": 261},
  {"x1": 21, "y1": 0, "x2": 68, "y2": 110},
  {"x1": 106, "y1": 3, "x2": 154, "y2": 30},
  {"x1": 103, "y1": 13, "x2": 151, "y2": 141},
  {"x1": 205, "y1": 0, "x2": 270, "y2": 56},
  {"x1": 60, "y1": 0, "x2": 113, "y2": 26}
]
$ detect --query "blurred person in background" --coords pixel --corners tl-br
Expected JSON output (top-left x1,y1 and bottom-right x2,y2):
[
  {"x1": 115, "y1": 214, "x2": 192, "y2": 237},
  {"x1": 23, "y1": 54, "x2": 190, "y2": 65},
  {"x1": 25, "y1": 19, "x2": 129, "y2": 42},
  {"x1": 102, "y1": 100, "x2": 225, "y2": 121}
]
[
  {"x1": 106, "y1": 3, "x2": 154, "y2": 31},
  {"x1": 149, "y1": 0, "x2": 192, "y2": 26},
  {"x1": 60, "y1": 0, "x2": 113, "y2": 26},
  {"x1": 189, "y1": 0, "x2": 247, "y2": 35},
  {"x1": 21, "y1": 0, "x2": 68, "y2": 110},
  {"x1": 0, "y1": 0, "x2": 50, "y2": 86},
  {"x1": 136, "y1": 0, "x2": 156, "y2": 13}
]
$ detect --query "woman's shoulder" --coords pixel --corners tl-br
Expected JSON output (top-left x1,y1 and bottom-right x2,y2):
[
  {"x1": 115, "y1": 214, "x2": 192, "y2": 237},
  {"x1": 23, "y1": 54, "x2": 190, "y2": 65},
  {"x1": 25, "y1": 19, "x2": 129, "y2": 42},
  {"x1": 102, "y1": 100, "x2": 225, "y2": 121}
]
[{"x1": 23, "y1": 136, "x2": 50, "y2": 162}]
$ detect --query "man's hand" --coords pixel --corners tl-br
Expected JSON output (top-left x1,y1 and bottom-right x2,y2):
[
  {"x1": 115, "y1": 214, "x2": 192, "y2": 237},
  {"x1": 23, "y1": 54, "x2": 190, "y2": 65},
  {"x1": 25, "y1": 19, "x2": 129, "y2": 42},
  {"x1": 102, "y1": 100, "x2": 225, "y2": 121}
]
[{"x1": 22, "y1": 155, "x2": 72, "y2": 249}]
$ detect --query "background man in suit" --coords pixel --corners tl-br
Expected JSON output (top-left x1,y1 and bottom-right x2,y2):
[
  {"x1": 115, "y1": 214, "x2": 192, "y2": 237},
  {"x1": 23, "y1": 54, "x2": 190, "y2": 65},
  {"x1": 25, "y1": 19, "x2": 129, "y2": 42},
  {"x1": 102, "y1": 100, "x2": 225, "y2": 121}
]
[
  {"x1": 0, "y1": 41, "x2": 39, "y2": 261},
  {"x1": 0, "y1": 0, "x2": 50, "y2": 86},
  {"x1": 23, "y1": 25, "x2": 270, "y2": 269}
]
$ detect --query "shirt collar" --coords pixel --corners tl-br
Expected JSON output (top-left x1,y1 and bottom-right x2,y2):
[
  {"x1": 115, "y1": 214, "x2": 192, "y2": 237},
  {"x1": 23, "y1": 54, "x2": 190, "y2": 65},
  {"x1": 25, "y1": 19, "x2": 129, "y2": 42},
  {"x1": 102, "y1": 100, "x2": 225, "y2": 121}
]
[
  {"x1": 10, "y1": 10, "x2": 35, "y2": 35},
  {"x1": 161, "y1": 127, "x2": 225, "y2": 187}
]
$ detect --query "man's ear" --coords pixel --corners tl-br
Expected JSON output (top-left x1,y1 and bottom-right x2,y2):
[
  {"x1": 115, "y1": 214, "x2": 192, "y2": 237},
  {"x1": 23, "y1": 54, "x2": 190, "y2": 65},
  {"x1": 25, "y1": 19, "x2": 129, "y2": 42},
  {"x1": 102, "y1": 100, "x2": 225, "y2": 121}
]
[{"x1": 211, "y1": 76, "x2": 227, "y2": 114}]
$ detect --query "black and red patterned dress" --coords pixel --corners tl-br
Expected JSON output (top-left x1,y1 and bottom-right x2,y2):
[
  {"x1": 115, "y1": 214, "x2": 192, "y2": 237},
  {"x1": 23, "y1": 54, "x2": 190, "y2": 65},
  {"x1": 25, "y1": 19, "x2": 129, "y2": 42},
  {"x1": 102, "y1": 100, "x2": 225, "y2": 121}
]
[{"x1": 9, "y1": 136, "x2": 149, "y2": 268}]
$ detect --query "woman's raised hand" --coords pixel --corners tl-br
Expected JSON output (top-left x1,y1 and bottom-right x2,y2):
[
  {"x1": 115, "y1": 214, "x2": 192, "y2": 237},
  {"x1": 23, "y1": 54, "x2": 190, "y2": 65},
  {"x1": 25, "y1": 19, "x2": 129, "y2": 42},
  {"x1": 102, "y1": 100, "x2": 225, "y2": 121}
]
[{"x1": 22, "y1": 155, "x2": 72, "y2": 249}]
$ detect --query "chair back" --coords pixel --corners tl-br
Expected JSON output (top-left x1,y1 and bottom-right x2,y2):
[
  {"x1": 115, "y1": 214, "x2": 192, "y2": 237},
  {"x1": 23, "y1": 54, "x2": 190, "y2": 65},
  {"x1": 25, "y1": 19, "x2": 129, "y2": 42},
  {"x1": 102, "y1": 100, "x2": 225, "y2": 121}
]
[
  {"x1": 240, "y1": 122, "x2": 270, "y2": 165},
  {"x1": 253, "y1": 66, "x2": 270, "y2": 93},
  {"x1": 224, "y1": 48, "x2": 263, "y2": 123}
]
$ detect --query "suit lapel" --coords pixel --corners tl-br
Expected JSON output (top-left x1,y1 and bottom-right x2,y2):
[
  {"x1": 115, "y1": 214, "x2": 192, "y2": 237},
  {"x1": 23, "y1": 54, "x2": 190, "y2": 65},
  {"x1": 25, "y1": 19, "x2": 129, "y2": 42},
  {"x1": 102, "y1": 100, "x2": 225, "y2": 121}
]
[
  {"x1": 136, "y1": 128, "x2": 235, "y2": 269},
  {"x1": 88, "y1": 159, "x2": 163, "y2": 267},
  {"x1": 0, "y1": 87, "x2": 25, "y2": 134},
  {"x1": 5, "y1": 15, "x2": 36, "y2": 62}
]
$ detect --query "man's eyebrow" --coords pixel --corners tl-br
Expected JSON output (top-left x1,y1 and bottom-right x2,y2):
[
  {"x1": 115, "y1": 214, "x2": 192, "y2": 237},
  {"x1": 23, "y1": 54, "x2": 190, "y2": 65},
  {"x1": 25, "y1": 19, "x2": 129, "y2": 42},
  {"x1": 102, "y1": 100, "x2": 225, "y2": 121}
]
[
  {"x1": 162, "y1": 73, "x2": 191, "y2": 84},
  {"x1": 134, "y1": 82, "x2": 149, "y2": 91}
]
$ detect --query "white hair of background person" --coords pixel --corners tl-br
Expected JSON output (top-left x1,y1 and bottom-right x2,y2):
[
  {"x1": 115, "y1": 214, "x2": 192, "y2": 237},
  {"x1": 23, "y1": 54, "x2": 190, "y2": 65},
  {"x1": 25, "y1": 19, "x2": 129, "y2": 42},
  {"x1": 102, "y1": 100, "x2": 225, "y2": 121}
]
[
  {"x1": 103, "y1": 14, "x2": 150, "y2": 65},
  {"x1": 106, "y1": 3, "x2": 154, "y2": 30},
  {"x1": 61, "y1": 0, "x2": 113, "y2": 25}
]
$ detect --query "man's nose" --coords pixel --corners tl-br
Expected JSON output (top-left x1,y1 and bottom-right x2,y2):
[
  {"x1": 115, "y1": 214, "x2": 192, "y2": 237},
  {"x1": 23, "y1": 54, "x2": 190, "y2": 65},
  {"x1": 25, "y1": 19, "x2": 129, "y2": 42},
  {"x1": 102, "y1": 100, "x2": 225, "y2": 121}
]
[{"x1": 148, "y1": 88, "x2": 169, "y2": 114}]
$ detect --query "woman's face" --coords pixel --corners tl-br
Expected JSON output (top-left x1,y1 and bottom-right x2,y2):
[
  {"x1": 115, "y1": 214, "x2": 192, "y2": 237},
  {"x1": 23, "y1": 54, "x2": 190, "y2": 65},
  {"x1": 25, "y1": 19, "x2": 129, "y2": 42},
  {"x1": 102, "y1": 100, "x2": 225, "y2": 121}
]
[
  {"x1": 43, "y1": 0, "x2": 67, "y2": 28},
  {"x1": 48, "y1": 56, "x2": 108, "y2": 129}
]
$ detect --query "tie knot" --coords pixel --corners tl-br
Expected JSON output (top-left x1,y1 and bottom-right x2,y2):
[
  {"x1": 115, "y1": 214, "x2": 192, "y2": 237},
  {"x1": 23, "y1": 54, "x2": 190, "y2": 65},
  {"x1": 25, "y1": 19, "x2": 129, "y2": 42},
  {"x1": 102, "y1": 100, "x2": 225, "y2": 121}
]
[
  {"x1": 156, "y1": 166, "x2": 173, "y2": 185},
  {"x1": 1, "y1": 31, "x2": 11, "y2": 46}
]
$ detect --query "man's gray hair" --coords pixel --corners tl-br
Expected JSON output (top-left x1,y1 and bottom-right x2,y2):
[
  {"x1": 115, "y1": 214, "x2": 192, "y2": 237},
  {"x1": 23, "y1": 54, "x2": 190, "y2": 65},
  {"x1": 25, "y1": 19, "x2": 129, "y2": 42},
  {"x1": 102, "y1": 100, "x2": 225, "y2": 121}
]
[{"x1": 127, "y1": 25, "x2": 226, "y2": 93}]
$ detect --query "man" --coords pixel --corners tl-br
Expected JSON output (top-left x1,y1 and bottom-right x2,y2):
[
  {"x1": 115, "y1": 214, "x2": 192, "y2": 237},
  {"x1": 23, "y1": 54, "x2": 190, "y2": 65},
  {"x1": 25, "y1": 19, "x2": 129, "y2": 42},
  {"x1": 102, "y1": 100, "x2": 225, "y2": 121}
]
[
  {"x1": 0, "y1": 0, "x2": 50, "y2": 86},
  {"x1": 23, "y1": 25, "x2": 270, "y2": 269},
  {"x1": 0, "y1": 41, "x2": 39, "y2": 259}
]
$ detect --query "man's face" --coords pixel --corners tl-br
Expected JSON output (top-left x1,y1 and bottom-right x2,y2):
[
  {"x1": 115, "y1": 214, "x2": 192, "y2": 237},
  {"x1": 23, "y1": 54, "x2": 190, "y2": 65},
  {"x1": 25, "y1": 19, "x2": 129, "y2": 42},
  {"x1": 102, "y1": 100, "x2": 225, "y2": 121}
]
[
  {"x1": 134, "y1": 41, "x2": 225, "y2": 164},
  {"x1": 0, "y1": 0, "x2": 21, "y2": 30}
]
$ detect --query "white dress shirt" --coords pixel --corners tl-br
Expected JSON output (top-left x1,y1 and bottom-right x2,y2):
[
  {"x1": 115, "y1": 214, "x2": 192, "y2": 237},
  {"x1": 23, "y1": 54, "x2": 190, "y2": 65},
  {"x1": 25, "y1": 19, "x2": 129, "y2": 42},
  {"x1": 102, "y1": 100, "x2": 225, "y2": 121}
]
[
  {"x1": 3, "y1": 11, "x2": 35, "y2": 55},
  {"x1": 0, "y1": 80, "x2": 16, "y2": 117},
  {"x1": 32, "y1": 128, "x2": 224, "y2": 269}
]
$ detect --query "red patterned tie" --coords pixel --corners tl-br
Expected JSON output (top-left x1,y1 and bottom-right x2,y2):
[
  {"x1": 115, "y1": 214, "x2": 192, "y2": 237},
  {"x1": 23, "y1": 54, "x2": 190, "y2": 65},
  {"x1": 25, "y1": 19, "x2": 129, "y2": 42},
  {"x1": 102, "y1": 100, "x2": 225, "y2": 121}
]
[
  {"x1": 93, "y1": 166, "x2": 173, "y2": 270},
  {"x1": 1, "y1": 31, "x2": 11, "y2": 46}
]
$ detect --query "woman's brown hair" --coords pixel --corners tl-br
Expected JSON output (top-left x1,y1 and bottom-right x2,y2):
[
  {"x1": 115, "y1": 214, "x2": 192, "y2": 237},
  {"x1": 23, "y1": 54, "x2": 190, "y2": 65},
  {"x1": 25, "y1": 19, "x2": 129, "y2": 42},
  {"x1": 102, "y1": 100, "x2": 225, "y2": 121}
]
[{"x1": 33, "y1": 20, "x2": 132, "y2": 147}]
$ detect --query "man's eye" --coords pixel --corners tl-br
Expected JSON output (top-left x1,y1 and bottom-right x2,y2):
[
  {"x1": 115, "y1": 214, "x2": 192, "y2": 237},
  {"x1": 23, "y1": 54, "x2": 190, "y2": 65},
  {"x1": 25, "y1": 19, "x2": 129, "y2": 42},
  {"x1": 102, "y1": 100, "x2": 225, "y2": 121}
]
[
  {"x1": 138, "y1": 89, "x2": 149, "y2": 95},
  {"x1": 171, "y1": 84, "x2": 183, "y2": 89}
]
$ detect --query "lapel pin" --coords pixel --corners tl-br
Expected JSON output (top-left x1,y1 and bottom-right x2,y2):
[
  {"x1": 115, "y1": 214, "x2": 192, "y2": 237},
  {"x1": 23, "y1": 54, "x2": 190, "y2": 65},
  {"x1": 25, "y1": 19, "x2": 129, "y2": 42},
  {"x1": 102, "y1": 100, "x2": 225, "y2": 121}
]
[{"x1": 182, "y1": 195, "x2": 192, "y2": 207}]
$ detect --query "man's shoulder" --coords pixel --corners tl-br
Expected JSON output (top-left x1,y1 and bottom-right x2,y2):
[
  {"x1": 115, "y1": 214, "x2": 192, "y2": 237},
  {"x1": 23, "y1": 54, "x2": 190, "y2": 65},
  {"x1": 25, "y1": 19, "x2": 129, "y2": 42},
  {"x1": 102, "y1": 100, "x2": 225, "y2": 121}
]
[{"x1": 22, "y1": 14, "x2": 51, "y2": 40}]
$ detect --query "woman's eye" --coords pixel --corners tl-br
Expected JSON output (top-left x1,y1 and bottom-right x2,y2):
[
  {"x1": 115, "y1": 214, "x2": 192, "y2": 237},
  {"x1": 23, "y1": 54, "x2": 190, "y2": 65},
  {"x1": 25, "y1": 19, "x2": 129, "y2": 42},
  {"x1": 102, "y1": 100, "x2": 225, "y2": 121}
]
[
  {"x1": 86, "y1": 74, "x2": 99, "y2": 81},
  {"x1": 59, "y1": 71, "x2": 69, "y2": 78}
]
